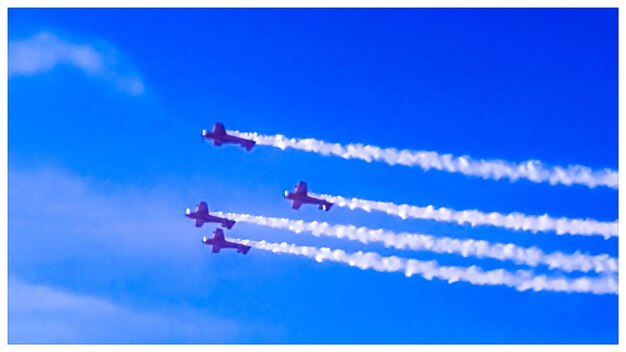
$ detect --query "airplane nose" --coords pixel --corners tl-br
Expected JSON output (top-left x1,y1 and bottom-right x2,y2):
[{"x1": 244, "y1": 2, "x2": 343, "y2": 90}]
[
  {"x1": 202, "y1": 236, "x2": 207, "y2": 242},
  {"x1": 186, "y1": 208, "x2": 191, "y2": 215},
  {"x1": 202, "y1": 129, "x2": 207, "y2": 136},
  {"x1": 284, "y1": 190, "x2": 289, "y2": 197}
]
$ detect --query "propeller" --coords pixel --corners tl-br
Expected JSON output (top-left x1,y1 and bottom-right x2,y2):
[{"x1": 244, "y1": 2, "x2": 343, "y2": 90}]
[{"x1": 200, "y1": 236, "x2": 207, "y2": 251}]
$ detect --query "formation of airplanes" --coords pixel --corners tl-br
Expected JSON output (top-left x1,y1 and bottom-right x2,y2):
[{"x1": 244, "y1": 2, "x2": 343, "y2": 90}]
[{"x1": 189, "y1": 122, "x2": 334, "y2": 255}]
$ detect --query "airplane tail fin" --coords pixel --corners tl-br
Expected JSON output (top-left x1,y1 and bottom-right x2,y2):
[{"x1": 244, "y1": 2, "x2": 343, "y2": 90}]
[{"x1": 238, "y1": 245, "x2": 251, "y2": 255}]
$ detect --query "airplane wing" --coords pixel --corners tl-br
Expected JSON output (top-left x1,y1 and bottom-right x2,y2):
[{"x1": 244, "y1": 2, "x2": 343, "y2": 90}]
[
  {"x1": 195, "y1": 219, "x2": 204, "y2": 227},
  {"x1": 212, "y1": 245, "x2": 221, "y2": 253},
  {"x1": 295, "y1": 182, "x2": 307, "y2": 195},
  {"x1": 214, "y1": 228, "x2": 226, "y2": 241},
  {"x1": 212, "y1": 122, "x2": 226, "y2": 135},
  {"x1": 292, "y1": 200, "x2": 302, "y2": 210},
  {"x1": 197, "y1": 201, "x2": 208, "y2": 215}
]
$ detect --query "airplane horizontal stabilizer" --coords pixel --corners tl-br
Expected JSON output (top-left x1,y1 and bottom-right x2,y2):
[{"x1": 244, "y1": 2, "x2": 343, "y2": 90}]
[
  {"x1": 223, "y1": 219, "x2": 236, "y2": 229},
  {"x1": 319, "y1": 203, "x2": 333, "y2": 211}
]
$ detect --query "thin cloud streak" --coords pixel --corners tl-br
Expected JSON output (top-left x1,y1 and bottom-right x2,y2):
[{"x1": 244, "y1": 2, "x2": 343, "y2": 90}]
[
  {"x1": 236, "y1": 239, "x2": 617, "y2": 295},
  {"x1": 9, "y1": 31, "x2": 144, "y2": 95},
  {"x1": 228, "y1": 130, "x2": 618, "y2": 190},
  {"x1": 9, "y1": 32, "x2": 102, "y2": 76},
  {"x1": 216, "y1": 212, "x2": 617, "y2": 274},
  {"x1": 310, "y1": 193, "x2": 618, "y2": 239},
  {"x1": 9, "y1": 277, "x2": 242, "y2": 343}
]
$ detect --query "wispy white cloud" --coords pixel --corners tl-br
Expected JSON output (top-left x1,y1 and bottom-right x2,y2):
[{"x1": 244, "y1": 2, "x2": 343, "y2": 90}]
[
  {"x1": 8, "y1": 166, "x2": 288, "y2": 343},
  {"x1": 237, "y1": 239, "x2": 618, "y2": 295},
  {"x1": 310, "y1": 193, "x2": 618, "y2": 239},
  {"x1": 216, "y1": 212, "x2": 617, "y2": 274},
  {"x1": 8, "y1": 166, "x2": 189, "y2": 258},
  {"x1": 9, "y1": 32, "x2": 102, "y2": 75},
  {"x1": 228, "y1": 130, "x2": 618, "y2": 190},
  {"x1": 9, "y1": 277, "x2": 242, "y2": 343},
  {"x1": 9, "y1": 31, "x2": 144, "y2": 95}
]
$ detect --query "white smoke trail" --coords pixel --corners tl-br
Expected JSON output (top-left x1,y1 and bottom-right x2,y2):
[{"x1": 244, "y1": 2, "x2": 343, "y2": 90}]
[
  {"x1": 228, "y1": 130, "x2": 618, "y2": 190},
  {"x1": 235, "y1": 239, "x2": 617, "y2": 295},
  {"x1": 307, "y1": 193, "x2": 618, "y2": 239},
  {"x1": 215, "y1": 212, "x2": 617, "y2": 274}
]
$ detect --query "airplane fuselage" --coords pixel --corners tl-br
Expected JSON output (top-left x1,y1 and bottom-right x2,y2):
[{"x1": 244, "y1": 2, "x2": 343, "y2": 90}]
[
  {"x1": 202, "y1": 131, "x2": 255, "y2": 151},
  {"x1": 185, "y1": 210, "x2": 236, "y2": 229},
  {"x1": 285, "y1": 192, "x2": 333, "y2": 210},
  {"x1": 203, "y1": 132, "x2": 245, "y2": 144},
  {"x1": 203, "y1": 238, "x2": 251, "y2": 254},
  {"x1": 203, "y1": 238, "x2": 238, "y2": 249},
  {"x1": 285, "y1": 193, "x2": 323, "y2": 205},
  {"x1": 186, "y1": 212, "x2": 225, "y2": 223}
]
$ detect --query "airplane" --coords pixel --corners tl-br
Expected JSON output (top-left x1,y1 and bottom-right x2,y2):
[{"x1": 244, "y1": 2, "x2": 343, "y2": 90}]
[
  {"x1": 284, "y1": 181, "x2": 333, "y2": 211},
  {"x1": 202, "y1": 228, "x2": 251, "y2": 254},
  {"x1": 202, "y1": 122, "x2": 256, "y2": 151},
  {"x1": 185, "y1": 201, "x2": 236, "y2": 229}
]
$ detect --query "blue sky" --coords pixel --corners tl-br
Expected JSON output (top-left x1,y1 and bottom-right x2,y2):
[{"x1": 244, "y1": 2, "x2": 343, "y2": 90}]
[{"x1": 7, "y1": 8, "x2": 618, "y2": 343}]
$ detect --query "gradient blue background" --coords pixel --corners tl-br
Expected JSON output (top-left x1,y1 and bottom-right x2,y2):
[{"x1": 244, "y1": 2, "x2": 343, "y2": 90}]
[{"x1": 8, "y1": 8, "x2": 618, "y2": 343}]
